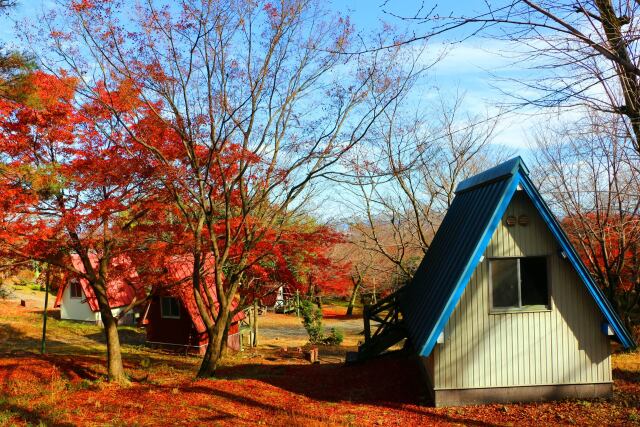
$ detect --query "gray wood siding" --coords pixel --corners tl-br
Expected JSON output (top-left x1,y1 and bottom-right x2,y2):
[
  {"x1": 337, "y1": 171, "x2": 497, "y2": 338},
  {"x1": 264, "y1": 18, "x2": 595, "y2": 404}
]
[{"x1": 432, "y1": 191, "x2": 611, "y2": 390}]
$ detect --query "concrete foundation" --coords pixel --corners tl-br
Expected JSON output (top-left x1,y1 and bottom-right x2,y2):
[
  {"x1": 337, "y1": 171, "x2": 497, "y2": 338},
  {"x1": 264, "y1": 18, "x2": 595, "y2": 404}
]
[{"x1": 433, "y1": 382, "x2": 613, "y2": 407}]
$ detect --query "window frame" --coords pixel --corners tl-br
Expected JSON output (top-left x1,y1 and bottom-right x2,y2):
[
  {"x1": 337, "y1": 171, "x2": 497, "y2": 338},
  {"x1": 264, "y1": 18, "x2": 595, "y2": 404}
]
[
  {"x1": 160, "y1": 297, "x2": 181, "y2": 319},
  {"x1": 489, "y1": 256, "x2": 552, "y2": 314},
  {"x1": 69, "y1": 281, "x2": 83, "y2": 299}
]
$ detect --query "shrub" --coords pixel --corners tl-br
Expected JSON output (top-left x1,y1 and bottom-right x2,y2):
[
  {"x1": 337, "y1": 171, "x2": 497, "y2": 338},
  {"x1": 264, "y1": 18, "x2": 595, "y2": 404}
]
[
  {"x1": 300, "y1": 300, "x2": 344, "y2": 345},
  {"x1": 0, "y1": 282, "x2": 9, "y2": 299},
  {"x1": 300, "y1": 300, "x2": 324, "y2": 344},
  {"x1": 322, "y1": 328, "x2": 344, "y2": 345}
]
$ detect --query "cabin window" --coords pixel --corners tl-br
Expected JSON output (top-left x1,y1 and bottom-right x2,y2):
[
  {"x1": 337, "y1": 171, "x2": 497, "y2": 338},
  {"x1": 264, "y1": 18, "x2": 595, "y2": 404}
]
[
  {"x1": 490, "y1": 257, "x2": 549, "y2": 311},
  {"x1": 160, "y1": 297, "x2": 181, "y2": 319},
  {"x1": 69, "y1": 281, "x2": 83, "y2": 299}
]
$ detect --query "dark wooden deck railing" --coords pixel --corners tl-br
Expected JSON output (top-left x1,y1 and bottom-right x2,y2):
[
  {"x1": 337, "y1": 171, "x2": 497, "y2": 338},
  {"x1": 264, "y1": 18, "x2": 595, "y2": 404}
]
[{"x1": 347, "y1": 288, "x2": 408, "y2": 363}]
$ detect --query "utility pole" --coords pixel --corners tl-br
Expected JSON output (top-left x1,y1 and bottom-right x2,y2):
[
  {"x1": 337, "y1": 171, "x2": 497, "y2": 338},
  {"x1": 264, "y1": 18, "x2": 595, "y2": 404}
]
[
  {"x1": 252, "y1": 299, "x2": 258, "y2": 347},
  {"x1": 37, "y1": 262, "x2": 49, "y2": 354}
]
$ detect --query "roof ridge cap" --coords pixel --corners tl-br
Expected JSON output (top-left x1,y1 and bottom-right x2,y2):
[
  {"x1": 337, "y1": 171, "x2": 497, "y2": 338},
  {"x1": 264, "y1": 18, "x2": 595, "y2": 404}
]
[{"x1": 455, "y1": 156, "x2": 526, "y2": 194}]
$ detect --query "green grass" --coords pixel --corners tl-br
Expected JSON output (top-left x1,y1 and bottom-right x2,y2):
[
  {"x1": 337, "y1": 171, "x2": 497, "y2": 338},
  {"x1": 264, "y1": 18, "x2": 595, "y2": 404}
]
[
  {"x1": 53, "y1": 319, "x2": 100, "y2": 332},
  {"x1": 0, "y1": 302, "x2": 152, "y2": 357},
  {"x1": 10, "y1": 283, "x2": 50, "y2": 296}
]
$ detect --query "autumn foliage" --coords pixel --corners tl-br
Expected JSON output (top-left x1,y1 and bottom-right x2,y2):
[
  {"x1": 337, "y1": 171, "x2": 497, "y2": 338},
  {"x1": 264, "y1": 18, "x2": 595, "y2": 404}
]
[
  {"x1": 24, "y1": 0, "x2": 418, "y2": 378},
  {"x1": 0, "y1": 70, "x2": 169, "y2": 380},
  {"x1": 0, "y1": 66, "x2": 354, "y2": 379},
  {"x1": 562, "y1": 212, "x2": 640, "y2": 331},
  {"x1": 1, "y1": 300, "x2": 639, "y2": 426}
]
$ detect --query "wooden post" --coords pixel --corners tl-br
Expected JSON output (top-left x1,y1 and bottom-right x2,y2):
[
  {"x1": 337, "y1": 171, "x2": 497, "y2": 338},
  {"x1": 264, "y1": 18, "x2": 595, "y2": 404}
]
[
  {"x1": 252, "y1": 300, "x2": 258, "y2": 347},
  {"x1": 295, "y1": 290, "x2": 300, "y2": 317}
]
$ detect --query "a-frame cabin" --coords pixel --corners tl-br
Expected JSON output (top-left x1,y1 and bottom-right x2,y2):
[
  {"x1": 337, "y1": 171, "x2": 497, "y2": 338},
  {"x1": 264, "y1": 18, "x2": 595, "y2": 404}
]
[{"x1": 356, "y1": 157, "x2": 635, "y2": 407}]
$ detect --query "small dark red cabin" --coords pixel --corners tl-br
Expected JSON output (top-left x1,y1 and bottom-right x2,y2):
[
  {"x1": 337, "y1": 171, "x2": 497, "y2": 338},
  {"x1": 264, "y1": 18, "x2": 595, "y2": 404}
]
[{"x1": 143, "y1": 259, "x2": 244, "y2": 354}]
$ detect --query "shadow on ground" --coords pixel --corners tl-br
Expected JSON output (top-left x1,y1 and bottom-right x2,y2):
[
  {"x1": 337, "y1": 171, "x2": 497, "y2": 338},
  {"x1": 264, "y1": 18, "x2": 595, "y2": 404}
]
[
  {"x1": 178, "y1": 352, "x2": 498, "y2": 426},
  {"x1": 215, "y1": 351, "x2": 426, "y2": 405},
  {"x1": 31, "y1": 308, "x2": 62, "y2": 320},
  {"x1": 85, "y1": 328, "x2": 147, "y2": 346},
  {"x1": 0, "y1": 323, "x2": 92, "y2": 355},
  {"x1": 0, "y1": 401, "x2": 75, "y2": 427}
]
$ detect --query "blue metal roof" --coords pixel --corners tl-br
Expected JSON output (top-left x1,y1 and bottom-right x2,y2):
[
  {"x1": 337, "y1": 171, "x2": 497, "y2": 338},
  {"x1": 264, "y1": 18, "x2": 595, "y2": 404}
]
[
  {"x1": 400, "y1": 157, "x2": 636, "y2": 357},
  {"x1": 455, "y1": 157, "x2": 526, "y2": 193}
]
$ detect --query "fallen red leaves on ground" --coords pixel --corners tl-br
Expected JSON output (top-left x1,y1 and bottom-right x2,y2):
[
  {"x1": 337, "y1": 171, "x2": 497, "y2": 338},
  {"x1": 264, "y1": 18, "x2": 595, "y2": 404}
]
[
  {"x1": 1, "y1": 350, "x2": 639, "y2": 426},
  {"x1": 321, "y1": 306, "x2": 359, "y2": 320},
  {"x1": 1, "y1": 301, "x2": 638, "y2": 426}
]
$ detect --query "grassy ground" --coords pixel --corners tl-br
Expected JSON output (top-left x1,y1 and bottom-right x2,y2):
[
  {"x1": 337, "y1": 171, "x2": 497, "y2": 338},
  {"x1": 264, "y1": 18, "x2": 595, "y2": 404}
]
[
  {"x1": 0, "y1": 299, "x2": 639, "y2": 426},
  {"x1": 1, "y1": 284, "x2": 49, "y2": 302}
]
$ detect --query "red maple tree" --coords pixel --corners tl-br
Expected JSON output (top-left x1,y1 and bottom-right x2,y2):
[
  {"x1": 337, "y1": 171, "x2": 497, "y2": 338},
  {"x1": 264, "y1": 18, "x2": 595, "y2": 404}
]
[
  {"x1": 562, "y1": 212, "x2": 640, "y2": 329},
  {"x1": 253, "y1": 223, "x2": 352, "y2": 304},
  {"x1": 33, "y1": 0, "x2": 415, "y2": 378},
  {"x1": 0, "y1": 71, "x2": 164, "y2": 381}
]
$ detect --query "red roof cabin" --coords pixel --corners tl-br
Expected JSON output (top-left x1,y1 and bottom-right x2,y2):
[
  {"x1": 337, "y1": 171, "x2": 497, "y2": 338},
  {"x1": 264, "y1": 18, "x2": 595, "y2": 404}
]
[
  {"x1": 54, "y1": 254, "x2": 144, "y2": 326},
  {"x1": 143, "y1": 259, "x2": 245, "y2": 354},
  {"x1": 260, "y1": 285, "x2": 297, "y2": 313}
]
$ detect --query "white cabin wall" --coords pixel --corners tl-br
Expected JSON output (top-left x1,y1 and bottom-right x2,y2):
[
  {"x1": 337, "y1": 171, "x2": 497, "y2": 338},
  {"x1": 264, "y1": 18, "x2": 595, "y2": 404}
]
[
  {"x1": 60, "y1": 285, "x2": 135, "y2": 325},
  {"x1": 60, "y1": 284, "x2": 95, "y2": 322}
]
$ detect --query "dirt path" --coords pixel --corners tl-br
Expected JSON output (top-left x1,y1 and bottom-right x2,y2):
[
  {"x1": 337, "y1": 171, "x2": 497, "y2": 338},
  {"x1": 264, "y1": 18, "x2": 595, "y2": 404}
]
[{"x1": 257, "y1": 308, "x2": 363, "y2": 349}]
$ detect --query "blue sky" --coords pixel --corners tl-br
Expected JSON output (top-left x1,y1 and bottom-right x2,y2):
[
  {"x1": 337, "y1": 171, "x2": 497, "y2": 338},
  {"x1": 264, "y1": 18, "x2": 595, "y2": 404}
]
[
  {"x1": 335, "y1": 0, "x2": 547, "y2": 153},
  {"x1": 2, "y1": 0, "x2": 545, "y2": 153}
]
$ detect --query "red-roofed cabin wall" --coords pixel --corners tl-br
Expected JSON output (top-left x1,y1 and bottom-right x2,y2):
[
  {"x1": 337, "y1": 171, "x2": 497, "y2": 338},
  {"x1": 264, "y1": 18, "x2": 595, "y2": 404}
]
[
  {"x1": 144, "y1": 296, "x2": 241, "y2": 354},
  {"x1": 145, "y1": 296, "x2": 205, "y2": 353}
]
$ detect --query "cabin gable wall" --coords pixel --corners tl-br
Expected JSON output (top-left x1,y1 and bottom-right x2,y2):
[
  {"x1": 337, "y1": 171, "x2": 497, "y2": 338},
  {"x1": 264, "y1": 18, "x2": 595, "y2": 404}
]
[
  {"x1": 60, "y1": 283, "x2": 96, "y2": 322},
  {"x1": 431, "y1": 191, "x2": 611, "y2": 392}
]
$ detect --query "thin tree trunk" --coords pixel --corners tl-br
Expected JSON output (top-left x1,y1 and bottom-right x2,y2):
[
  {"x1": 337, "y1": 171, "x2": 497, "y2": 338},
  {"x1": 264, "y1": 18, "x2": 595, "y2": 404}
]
[
  {"x1": 372, "y1": 279, "x2": 377, "y2": 304},
  {"x1": 307, "y1": 277, "x2": 322, "y2": 308},
  {"x1": 252, "y1": 300, "x2": 258, "y2": 347},
  {"x1": 607, "y1": 275, "x2": 618, "y2": 313},
  {"x1": 346, "y1": 278, "x2": 361, "y2": 316},
  {"x1": 307, "y1": 279, "x2": 315, "y2": 299},
  {"x1": 221, "y1": 318, "x2": 230, "y2": 357}
]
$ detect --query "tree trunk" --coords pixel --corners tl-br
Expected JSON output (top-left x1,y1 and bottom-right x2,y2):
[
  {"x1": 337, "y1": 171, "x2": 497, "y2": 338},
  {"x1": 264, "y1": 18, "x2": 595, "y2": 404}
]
[
  {"x1": 197, "y1": 311, "x2": 229, "y2": 378},
  {"x1": 92, "y1": 276, "x2": 127, "y2": 383},
  {"x1": 593, "y1": 0, "x2": 640, "y2": 151},
  {"x1": 252, "y1": 300, "x2": 258, "y2": 347},
  {"x1": 607, "y1": 274, "x2": 618, "y2": 313},
  {"x1": 307, "y1": 279, "x2": 315, "y2": 299},
  {"x1": 101, "y1": 308, "x2": 127, "y2": 383},
  {"x1": 221, "y1": 318, "x2": 230, "y2": 358},
  {"x1": 346, "y1": 278, "x2": 361, "y2": 316},
  {"x1": 307, "y1": 277, "x2": 322, "y2": 308}
]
